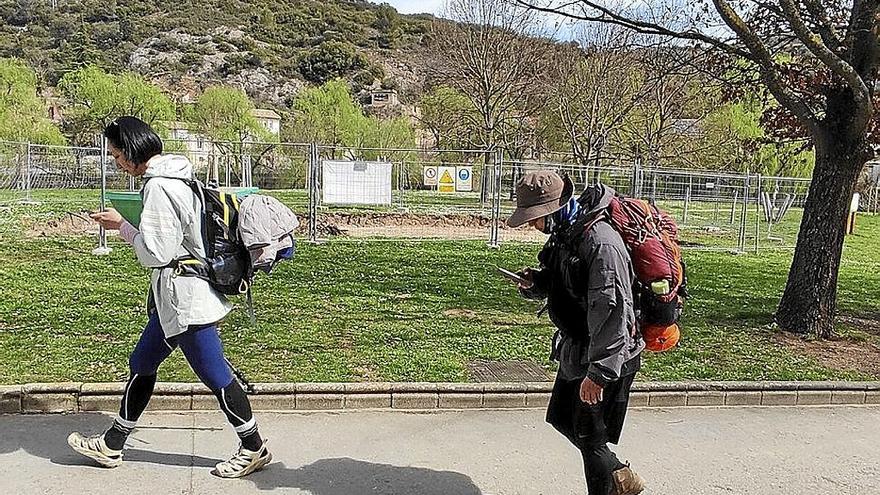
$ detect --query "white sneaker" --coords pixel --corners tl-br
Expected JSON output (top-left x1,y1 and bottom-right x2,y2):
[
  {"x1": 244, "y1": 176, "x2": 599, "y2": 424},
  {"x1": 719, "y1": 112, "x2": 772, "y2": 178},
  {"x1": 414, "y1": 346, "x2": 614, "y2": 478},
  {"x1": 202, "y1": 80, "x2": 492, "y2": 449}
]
[
  {"x1": 213, "y1": 441, "x2": 272, "y2": 478},
  {"x1": 67, "y1": 432, "x2": 123, "y2": 468}
]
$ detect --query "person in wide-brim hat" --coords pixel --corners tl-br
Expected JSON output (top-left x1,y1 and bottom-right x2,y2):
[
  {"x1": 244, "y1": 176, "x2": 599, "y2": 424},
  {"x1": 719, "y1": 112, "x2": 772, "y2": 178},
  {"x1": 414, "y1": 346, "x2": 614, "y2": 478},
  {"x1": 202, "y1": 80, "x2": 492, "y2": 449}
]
[
  {"x1": 506, "y1": 169, "x2": 647, "y2": 495},
  {"x1": 507, "y1": 170, "x2": 574, "y2": 228}
]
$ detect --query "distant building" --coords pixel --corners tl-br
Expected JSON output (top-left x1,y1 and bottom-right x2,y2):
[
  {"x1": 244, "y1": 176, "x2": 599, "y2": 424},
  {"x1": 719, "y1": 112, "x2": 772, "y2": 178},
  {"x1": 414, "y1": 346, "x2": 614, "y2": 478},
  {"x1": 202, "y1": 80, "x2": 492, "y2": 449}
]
[
  {"x1": 251, "y1": 108, "x2": 281, "y2": 137},
  {"x1": 368, "y1": 89, "x2": 399, "y2": 108}
]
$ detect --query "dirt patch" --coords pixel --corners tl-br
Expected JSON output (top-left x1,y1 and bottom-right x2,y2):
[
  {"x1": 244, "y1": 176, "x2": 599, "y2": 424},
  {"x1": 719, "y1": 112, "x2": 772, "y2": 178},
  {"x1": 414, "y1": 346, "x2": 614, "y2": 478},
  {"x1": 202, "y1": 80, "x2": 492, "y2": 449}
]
[
  {"x1": 443, "y1": 308, "x2": 479, "y2": 318},
  {"x1": 775, "y1": 332, "x2": 880, "y2": 378},
  {"x1": 24, "y1": 212, "x2": 99, "y2": 238},
  {"x1": 305, "y1": 212, "x2": 545, "y2": 242},
  {"x1": 21, "y1": 210, "x2": 546, "y2": 242}
]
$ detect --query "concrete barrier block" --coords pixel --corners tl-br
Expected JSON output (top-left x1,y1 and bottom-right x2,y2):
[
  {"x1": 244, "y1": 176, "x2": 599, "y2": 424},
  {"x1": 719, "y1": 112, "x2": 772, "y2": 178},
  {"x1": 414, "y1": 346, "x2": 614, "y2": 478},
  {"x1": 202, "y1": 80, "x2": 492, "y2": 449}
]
[
  {"x1": 436, "y1": 383, "x2": 484, "y2": 393},
  {"x1": 147, "y1": 395, "x2": 192, "y2": 411},
  {"x1": 391, "y1": 383, "x2": 439, "y2": 393},
  {"x1": 191, "y1": 394, "x2": 218, "y2": 411},
  {"x1": 0, "y1": 386, "x2": 22, "y2": 414},
  {"x1": 23, "y1": 393, "x2": 77, "y2": 413},
  {"x1": 831, "y1": 391, "x2": 866, "y2": 405},
  {"x1": 343, "y1": 393, "x2": 392, "y2": 409},
  {"x1": 249, "y1": 394, "x2": 296, "y2": 411},
  {"x1": 648, "y1": 392, "x2": 687, "y2": 407},
  {"x1": 296, "y1": 393, "x2": 344, "y2": 410},
  {"x1": 686, "y1": 391, "x2": 725, "y2": 406},
  {"x1": 629, "y1": 392, "x2": 649, "y2": 408},
  {"x1": 392, "y1": 393, "x2": 439, "y2": 410},
  {"x1": 79, "y1": 395, "x2": 121, "y2": 412},
  {"x1": 797, "y1": 390, "x2": 832, "y2": 406},
  {"x1": 866, "y1": 391, "x2": 880, "y2": 404},
  {"x1": 761, "y1": 391, "x2": 798, "y2": 406},
  {"x1": 524, "y1": 382, "x2": 553, "y2": 393},
  {"x1": 438, "y1": 393, "x2": 483, "y2": 409},
  {"x1": 252, "y1": 383, "x2": 297, "y2": 394},
  {"x1": 482, "y1": 393, "x2": 527, "y2": 409},
  {"x1": 725, "y1": 391, "x2": 762, "y2": 406},
  {"x1": 525, "y1": 393, "x2": 551, "y2": 408},
  {"x1": 297, "y1": 383, "x2": 345, "y2": 394}
]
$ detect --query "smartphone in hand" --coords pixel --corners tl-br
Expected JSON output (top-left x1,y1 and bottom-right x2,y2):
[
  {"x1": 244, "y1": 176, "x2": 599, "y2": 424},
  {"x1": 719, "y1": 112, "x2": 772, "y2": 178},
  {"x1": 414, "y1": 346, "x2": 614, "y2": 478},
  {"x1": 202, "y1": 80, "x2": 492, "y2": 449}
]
[{"x1": 496, "y1": 266, "x2": 529, "y2": 286}]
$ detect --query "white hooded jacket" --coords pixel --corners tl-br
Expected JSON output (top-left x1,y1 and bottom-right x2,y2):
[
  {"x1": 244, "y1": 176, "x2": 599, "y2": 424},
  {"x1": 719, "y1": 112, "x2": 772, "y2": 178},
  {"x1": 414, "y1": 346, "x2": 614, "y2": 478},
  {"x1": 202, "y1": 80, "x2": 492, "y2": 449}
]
[{"x1": 129, "y1": 154, "x2": 233, "y2": 338}]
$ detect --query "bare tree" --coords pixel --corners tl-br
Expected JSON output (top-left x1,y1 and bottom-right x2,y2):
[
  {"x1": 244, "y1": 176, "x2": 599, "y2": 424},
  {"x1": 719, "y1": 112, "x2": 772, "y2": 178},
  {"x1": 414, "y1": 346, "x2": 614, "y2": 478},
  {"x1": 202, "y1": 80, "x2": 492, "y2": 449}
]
[
  {"x1": 430, "y1": 0, "x2": 554, "y2": 195},
  {"x1": 515, "y1": 0, "x2": 880, "y2": 339},
  {"x1": 547, "y1": 24, "x2": 648, "y2": 177},
  {"x1": 614, "y1": 48, "x2": 725, "y2": 168}
]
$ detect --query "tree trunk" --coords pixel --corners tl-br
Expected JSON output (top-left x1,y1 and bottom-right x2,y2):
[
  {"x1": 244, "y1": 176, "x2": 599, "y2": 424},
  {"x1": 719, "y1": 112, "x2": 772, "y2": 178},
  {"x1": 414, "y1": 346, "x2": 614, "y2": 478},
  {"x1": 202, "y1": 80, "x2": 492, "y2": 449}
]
[{"x1": 775, "y1": 127, "x2": 867, "y2": 338}]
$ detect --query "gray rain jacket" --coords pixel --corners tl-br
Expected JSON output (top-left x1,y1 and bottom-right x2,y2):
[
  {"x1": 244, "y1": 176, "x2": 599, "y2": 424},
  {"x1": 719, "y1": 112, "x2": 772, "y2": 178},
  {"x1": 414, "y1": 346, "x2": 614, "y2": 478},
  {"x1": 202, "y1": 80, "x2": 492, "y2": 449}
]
[
  {"x1": 521, "y1": 185, "x2": 644, "y2": 386},
  {"x1": 134, "y1": 155, "x2": 233, "y2": 338}
]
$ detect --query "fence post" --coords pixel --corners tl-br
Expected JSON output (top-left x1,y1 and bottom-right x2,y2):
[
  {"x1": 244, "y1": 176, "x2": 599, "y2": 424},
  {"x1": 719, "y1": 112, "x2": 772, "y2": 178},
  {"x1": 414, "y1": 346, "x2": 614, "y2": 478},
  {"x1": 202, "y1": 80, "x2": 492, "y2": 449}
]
[
  {"x1": 93, "y1": 137, "x2": 112, "y2": 256},
  {"x1": 738, "y1": 173, "x2": 749, "y2": 252},
  {"x1": 488, "y1": 149, "x2": 502, "y2": 248},
  {"x1": 308, "y1": 143, "x2": 319, "y2": 243},
  {"x1": 25, "y1": 142, "x2": 32, "y2": 203},
  {"x1": 754, "y1": 174, "x2": 762, "y2": 253},
  {"x1": 18, "y1": 143, "x2": 41, "y2": 205},
  {"x1": 630, "y1": 159, "x2": 640, "y2": 196},
  {"x1": 683, "y1": 175, "x2": 692, "y2": 224}
]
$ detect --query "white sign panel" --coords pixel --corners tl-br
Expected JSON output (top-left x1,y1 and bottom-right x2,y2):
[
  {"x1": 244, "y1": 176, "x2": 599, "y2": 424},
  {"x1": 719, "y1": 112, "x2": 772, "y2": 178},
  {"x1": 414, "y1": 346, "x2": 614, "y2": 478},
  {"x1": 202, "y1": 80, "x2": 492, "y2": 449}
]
[
  {"x1": 455, "y1": 166, "x2": 473, "y2": 192},
  {"x1": 322, "y1": 160, "x2": 392, "y2": 205},
  {"x1": 423, "y1": 166, "x2": 438, "y2": 186},
  {"x1": 851, "y1": 192, "x2": 861, "y2": 213},
  {"x1": 438, "y1": 166, "x2": 456, "y2": 193}
]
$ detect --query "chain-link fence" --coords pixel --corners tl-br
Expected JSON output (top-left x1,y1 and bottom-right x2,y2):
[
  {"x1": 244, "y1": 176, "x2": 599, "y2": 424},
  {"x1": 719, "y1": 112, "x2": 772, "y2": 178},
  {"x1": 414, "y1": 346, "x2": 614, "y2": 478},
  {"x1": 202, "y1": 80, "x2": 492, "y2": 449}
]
[
  {"x1": 2, "y1": 139, "x2": 837, "y2": 252},
  {"x1": 499, "y1": 160, "x2": 812, "y2": 251}
]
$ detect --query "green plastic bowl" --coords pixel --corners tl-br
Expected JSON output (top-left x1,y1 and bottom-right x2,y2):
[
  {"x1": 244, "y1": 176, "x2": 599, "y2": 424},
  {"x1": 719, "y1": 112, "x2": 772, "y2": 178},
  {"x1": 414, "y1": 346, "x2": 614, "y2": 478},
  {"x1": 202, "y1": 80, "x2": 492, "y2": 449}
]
[{"x1": 106, "y1": 186, "x2": 259, "y2": 226}]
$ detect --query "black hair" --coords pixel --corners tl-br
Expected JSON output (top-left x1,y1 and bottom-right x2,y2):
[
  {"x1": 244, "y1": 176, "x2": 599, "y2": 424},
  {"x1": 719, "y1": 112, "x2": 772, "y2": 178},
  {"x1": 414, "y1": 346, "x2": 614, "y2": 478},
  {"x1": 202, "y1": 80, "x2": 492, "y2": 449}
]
[{"x1": 103, "y1": 116, "x2": 163, "y2": 165}]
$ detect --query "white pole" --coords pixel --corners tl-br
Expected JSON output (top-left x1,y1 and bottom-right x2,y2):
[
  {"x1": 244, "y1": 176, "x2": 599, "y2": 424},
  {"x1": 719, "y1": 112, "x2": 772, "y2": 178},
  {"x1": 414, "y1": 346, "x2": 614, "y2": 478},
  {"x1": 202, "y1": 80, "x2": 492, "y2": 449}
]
[{"x1": 93, "y1": 137, "x2": 112, "y2": 256}]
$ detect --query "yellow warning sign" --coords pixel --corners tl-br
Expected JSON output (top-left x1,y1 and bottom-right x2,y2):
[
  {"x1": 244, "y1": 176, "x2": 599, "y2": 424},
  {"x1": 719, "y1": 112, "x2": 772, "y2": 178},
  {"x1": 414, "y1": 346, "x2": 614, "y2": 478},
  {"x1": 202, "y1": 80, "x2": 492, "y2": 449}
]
[{"x1": 439, "y1": 167, "x2": 455, "y2": 193}]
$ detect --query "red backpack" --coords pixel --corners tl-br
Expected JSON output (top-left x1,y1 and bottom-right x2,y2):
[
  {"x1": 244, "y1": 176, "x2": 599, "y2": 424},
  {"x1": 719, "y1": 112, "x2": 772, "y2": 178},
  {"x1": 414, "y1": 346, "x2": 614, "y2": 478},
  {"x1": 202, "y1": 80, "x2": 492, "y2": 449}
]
[{"x1": 586, "y1": 195, "x2": 687, "y2": 350}]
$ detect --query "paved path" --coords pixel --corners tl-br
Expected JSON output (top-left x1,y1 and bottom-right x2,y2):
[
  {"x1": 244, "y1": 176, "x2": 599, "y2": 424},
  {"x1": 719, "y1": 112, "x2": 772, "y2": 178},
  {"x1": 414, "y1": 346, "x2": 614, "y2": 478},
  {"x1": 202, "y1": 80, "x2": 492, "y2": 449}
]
[{"x1": 1, "y1": 406, "x2": 879, "y2": 494}]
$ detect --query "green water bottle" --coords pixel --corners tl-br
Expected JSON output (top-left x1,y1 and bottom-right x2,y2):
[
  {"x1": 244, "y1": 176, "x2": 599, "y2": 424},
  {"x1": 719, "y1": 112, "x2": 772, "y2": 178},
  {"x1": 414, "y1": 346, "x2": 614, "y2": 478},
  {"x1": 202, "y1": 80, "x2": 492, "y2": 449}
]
[{"x1": 651, "y1": 280, "x2": 670, "y2": 295}]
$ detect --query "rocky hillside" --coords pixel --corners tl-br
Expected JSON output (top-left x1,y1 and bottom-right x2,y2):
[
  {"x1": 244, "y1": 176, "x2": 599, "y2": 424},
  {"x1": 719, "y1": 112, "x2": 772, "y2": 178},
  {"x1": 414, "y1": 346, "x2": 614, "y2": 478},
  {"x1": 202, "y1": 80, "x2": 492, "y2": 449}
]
[{"x1": 0, "y1": 0, "x2": 435, "y2": 108}]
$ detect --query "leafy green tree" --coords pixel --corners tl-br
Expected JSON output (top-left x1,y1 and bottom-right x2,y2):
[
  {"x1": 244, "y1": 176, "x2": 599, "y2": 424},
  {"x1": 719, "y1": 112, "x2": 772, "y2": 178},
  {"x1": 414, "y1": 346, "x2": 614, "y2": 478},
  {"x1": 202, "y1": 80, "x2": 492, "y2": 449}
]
[
  {"x1": 417, "y1": 85, "x2": 475, "y2": 150},
  {"x1": 59, "y1": 66, "x2": 175, "y2": 143},
  {"x1": 189, "y1": 85, "x2": 274, "y2": 149},
  {"x1": 289, "y1": 79, "x2": 414, "y2": 154},
  {"x1": 0, "y1": 58, "x2": 65, "y2": 144},
  {"x1": 289, "y1": 79, "x2": 370, "y2": 147}
]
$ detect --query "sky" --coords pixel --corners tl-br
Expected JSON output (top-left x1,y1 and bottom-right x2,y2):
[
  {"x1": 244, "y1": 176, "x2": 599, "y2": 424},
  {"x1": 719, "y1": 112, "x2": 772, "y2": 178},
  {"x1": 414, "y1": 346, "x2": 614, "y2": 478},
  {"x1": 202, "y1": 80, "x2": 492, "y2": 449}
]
[
  {"x1": 384, "y1": 0, "x2": 446, "y2": 15},
  {"x1": 381, "y1": 0, "x2": 579, "y2": 39}
]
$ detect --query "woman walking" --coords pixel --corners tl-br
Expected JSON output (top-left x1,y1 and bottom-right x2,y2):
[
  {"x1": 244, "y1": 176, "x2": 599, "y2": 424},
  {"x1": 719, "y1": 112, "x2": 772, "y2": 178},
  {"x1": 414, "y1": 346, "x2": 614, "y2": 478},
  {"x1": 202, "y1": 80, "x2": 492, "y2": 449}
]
[{"x1": 68, "y1": 116, "x2": 271, "y2": 478}]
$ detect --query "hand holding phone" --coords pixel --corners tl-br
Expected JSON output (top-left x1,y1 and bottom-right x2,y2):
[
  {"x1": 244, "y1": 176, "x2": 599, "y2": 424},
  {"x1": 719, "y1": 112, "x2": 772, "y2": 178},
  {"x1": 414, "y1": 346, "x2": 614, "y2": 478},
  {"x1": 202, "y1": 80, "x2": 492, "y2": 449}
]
[{"x1": 497, "y1": 266, "x2": 534, "y2": 288}]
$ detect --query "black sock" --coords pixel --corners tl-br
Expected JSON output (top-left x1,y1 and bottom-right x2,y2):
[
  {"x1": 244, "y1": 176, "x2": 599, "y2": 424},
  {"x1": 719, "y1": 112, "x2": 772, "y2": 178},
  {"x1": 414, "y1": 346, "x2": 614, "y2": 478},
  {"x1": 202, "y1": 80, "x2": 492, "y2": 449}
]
[
  {"x1": 214, "y1": 380, "x2": 263, "y2": 451},
  {"x1": 105, "y1": 373, "x2": 157, "y2": 450}
]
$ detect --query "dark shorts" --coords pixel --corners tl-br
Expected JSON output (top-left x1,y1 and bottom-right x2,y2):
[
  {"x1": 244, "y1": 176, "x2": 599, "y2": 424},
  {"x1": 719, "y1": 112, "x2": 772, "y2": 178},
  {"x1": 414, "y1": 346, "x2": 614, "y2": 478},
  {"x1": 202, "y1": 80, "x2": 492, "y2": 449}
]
[{"x1": 546, "y1": 373, "x2": 635, "y2": 447}]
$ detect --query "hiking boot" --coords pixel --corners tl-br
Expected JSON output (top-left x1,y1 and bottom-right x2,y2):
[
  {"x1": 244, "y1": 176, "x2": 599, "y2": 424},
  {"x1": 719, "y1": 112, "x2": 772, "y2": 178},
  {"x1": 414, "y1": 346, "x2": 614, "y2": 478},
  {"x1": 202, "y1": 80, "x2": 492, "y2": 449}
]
[
  {"x1": 212, "y1": 440, "x2": 272, "y2": 478},
  {"x1": 611, "y1": 464, "x2": 645, "y2": 495},
  {"x1": 67, "y1": 432, "x2": 123, "y2": 468}
]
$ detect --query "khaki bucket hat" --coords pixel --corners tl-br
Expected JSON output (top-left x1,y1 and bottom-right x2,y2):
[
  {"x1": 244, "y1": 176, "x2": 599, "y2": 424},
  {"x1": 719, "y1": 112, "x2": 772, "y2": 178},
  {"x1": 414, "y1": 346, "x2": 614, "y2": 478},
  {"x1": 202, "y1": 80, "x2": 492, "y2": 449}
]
[{"x1": 507, "y1": 170, "x2": 574, "y2": 228}]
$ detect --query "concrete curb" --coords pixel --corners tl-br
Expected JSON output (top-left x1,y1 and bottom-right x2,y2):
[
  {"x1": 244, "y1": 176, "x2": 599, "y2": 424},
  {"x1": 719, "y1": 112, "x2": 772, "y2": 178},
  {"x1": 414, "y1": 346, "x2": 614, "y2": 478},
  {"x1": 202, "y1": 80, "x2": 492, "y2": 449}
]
[{"x1": 2, "y1": 381, "x2": 879, "y2": 414}]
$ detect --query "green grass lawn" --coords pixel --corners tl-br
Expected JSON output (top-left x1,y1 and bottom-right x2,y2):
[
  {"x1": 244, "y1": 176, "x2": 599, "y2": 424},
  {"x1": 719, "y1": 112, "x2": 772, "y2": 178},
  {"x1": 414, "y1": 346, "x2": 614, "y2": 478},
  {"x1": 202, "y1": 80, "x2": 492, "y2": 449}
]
[{"x1": 1, "y1": 193, "x2": 878, "y2": 384}]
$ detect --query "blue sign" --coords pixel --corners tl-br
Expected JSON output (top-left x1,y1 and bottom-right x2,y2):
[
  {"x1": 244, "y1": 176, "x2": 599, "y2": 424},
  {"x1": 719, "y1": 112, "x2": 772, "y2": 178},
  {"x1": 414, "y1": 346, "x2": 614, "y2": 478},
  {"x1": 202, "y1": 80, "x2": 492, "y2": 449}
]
[{"x1": 458, "y1": 169, "x2": 471, "y2": 180}]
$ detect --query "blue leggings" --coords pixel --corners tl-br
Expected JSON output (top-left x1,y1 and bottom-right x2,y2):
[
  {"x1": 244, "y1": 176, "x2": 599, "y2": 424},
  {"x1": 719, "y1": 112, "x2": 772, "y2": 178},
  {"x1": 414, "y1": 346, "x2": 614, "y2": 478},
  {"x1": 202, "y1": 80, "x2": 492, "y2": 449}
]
[
  {"x1": 108, "y1": 314, "x2": 260, "y2": 450},
  {"x1": 129, "y1": 313, "x2": 233, "y2": 390}
]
